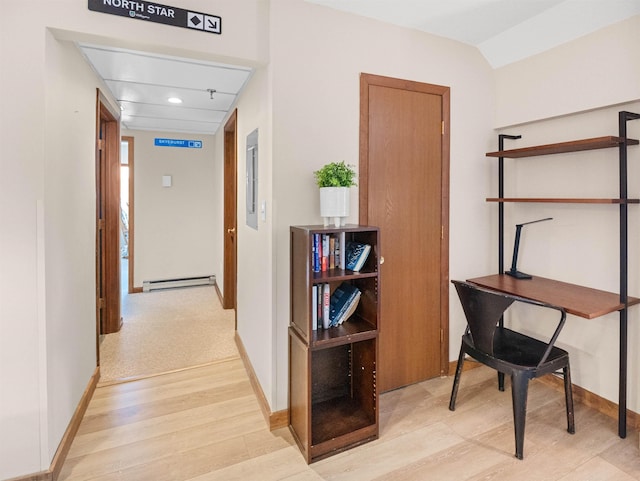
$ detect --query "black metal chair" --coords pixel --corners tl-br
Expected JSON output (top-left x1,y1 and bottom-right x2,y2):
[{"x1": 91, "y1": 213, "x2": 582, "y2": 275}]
[{"x1": 449, "y1": 280, "x2": 575, "y2": 459}]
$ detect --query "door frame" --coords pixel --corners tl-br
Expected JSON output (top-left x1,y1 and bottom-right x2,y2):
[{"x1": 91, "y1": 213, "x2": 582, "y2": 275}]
[
  {"x1": 222, "y1": 109, "x2": 238, "y2": 314},
  {"x1": 359, "y1": 73, "x2": 450, "y2": 377},
  {"x1": 121, "y1": 135, "x2": 137, "y2": 294},
  {"x1": 95, "y1": 89, "x2": 122, "y2": 337}
]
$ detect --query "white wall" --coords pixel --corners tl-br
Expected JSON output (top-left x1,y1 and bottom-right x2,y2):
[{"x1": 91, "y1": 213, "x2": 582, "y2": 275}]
[
  {"x1": 267, "y1": 0, "x2": 496, "y2": 411},
  {"x1": 232, "y1": 66, "x2": 277, "y2": 405},
  {"x1": 44, "y1": 34, "x2": 104, "y2": 466},
  {"x1": 0, "y1": 16, "x2": 115, "y2": 478},
  {"x1": 0, "y1": 5, "x2": 47, "y2": 476},
  {"x1": 495, "y1": 15, "x2": 640, "y2": 128},
  {"x1": 122, "y1": 129, "x2": 216, "y2": 287}
]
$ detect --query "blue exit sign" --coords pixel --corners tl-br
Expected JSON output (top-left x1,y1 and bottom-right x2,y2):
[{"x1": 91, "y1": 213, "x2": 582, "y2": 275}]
[{"x1": 154, "y1": 138, "x2": 202, "y2": 148}]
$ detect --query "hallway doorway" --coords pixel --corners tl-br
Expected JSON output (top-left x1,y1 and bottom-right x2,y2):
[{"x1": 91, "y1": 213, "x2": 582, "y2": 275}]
[
  {"x1": 101, "y1": 130, "x2": 238, "y2": 383},
  {"x1": 84, "y1": 43, "x2": 244, "y2": 383},
  {"x1": 104, "y1": 132, "x2": 238, "y2": 382},
  {"x1": 120, "y1": 136, "x2": 135, "y2": 297}
]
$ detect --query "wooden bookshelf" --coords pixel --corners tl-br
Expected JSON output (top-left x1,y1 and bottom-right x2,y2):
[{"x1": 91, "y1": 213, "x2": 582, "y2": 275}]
[{"x1": 289, "y1": 225, "x2": 380, "y2": 463}]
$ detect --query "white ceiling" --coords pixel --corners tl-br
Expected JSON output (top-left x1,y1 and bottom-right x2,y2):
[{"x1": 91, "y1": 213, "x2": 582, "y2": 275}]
[
  {"x1": 307, "y1": 0, "x2": 640, "y2": 67},
  {"x1": 78, "y1": 1, "x2": 639, "y2": 135},
  {"x1": 78, "y1": 43, "x2": 253, "y2": 136}
]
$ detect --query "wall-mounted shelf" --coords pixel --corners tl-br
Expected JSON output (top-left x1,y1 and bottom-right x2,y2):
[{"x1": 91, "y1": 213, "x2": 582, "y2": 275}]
[
  {"x1": 486, "y1": 136, "x2": 638, "y2": 158},
  {"x1": 487, "y1": 198, "x2": 640, "y2": 204}
]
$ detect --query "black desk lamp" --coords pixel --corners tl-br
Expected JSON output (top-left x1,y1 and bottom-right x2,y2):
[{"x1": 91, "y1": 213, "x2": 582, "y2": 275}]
[{"x1": 506, "y1": 217, "x2": 553, "y2": 279}]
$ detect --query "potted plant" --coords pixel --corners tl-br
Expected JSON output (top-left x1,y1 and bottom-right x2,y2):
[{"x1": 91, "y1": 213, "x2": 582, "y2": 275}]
[{"x1": 313, "y1": 161, "x2": 357, "y2": 227}]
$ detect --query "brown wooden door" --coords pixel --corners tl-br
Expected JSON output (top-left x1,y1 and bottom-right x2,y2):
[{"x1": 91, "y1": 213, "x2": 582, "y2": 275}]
[
  {"x1": 96, "y1": 114, "x2": 107, "y2": 338},
  {"x1": 360, "y1": 74, "x2": 450, "y2": 392},
  {"x1": 96, "y1": 91, "x2": 122, "y2": 336},
  {"x1": 223, "y1": 109, "x2": 238, "y2": 312}
]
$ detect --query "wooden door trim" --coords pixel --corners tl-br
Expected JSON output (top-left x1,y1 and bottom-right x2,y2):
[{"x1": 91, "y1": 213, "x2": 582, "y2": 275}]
[
  {"x1": 121, "y1": 135, "x2": 136, "y2": 294},
  {"x1": 223, "y1": 109, "x2": 238, "y2": 314},
  {"x1": 359, "y1": 73, "x2": 450, "y2": 376}
]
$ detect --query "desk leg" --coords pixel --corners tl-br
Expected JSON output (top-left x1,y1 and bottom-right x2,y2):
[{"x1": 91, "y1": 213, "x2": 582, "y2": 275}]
[{"x1": 619, "y1": 310, "x2": 627, "y2": 438}]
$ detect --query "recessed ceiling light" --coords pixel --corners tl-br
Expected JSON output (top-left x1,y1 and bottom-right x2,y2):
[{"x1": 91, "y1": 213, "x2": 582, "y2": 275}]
[{"x1": 168, "y1": 97, "x2": 182, "y2": 104}]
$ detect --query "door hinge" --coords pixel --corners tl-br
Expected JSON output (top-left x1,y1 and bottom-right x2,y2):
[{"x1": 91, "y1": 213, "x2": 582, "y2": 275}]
[
  {"x1": 98, "y1": 298, "x2": 105, "y2": 309},
  {"x1": 97, "y1": 139, "x2": 103, "y2": 151},
  {"x1": 440, "y1": 328, "x2": 444, "y2": 342},
  {"x1": 441, "y1": 225, "x2": 444, "y2": 239},
  {"x1": 441, "y1": 120, "x2": 445, "y2": 135},
  {"x1": 98, "y1": 219, "x2": 105, "y2": 230}
]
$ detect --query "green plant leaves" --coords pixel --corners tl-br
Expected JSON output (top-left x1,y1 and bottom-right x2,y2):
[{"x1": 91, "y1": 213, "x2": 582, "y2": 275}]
[{"x1": 313, "y1": 161, "x2": 357, "y2": 187}]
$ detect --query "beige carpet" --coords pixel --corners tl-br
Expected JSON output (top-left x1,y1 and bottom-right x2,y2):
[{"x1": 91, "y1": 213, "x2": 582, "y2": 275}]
[{"x1": 99, "y1": 285, "x2": 238, "y2": 383}]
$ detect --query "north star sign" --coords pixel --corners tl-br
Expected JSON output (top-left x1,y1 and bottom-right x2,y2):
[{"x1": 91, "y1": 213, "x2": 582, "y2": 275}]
[{"x1": 88, "y1": 0, "x2": 221, "y2": 34}]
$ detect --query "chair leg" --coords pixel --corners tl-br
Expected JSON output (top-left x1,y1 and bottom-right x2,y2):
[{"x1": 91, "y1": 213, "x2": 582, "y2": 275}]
[
  {"x1": 498, "y1": 318, "x2": 505, "y2": 392},
  {"x1": 449, "y1": 346, "x2": 465, "y2": 411},
  {"x1": 511, "y1": 372, "x2": 529, "y2": 460},
  {"x1": 563, "y1": 365, "x2": 575, "y2": 434}
]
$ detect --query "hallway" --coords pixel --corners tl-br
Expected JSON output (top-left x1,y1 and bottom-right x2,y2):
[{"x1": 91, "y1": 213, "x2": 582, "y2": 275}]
[{"x1": 99, "y1": 274, "x2": 237, "y2": 383}]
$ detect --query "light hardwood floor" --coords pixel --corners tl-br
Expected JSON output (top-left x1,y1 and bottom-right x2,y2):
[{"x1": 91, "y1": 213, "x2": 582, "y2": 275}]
[{"x1": 59, "y1": 359, "x2": 640, "y2": 481}]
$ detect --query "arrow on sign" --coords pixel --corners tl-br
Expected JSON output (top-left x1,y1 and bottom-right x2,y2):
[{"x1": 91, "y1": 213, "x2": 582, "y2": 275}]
[{"x1": 204, "y1": 15, "x2": 221, "y2": 33}]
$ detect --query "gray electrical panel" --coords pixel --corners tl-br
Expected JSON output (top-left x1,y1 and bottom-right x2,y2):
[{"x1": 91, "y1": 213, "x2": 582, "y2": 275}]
[{"x1": 246, "y1": 128, "x2": 258, "y2": 230}]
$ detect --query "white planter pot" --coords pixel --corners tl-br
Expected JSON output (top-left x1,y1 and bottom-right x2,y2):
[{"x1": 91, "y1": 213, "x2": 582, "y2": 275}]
[{"x1": 320, "y1": 187, "x2": 349, "y2": 227}]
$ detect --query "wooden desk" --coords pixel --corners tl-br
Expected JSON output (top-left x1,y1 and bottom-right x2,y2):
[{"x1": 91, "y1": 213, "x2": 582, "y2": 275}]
[
  {"x1": 467, "y1": 274, "x2": 640, "y2": 319},
  {"x1": 467, "y1": 274, "x2": 638, "y2": 437}
]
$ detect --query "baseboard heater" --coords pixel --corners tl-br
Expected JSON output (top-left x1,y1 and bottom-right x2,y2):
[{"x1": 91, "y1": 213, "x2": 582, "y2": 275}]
[{"x1": 142, "y1": 275, "x2": 215, "y2": 292}]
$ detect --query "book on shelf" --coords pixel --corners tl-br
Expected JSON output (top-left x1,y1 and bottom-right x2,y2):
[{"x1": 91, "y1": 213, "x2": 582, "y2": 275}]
[
  {"x1": 310, "y1": 232, "x2": 348, "y2": 272},
  {"x1": 329, "y1": 282, "x2": 361, "y2": 327},
  {"x1": 345, "y1": 242, "x2": 372, "y2": 271},
  {"x1": 320, "y1": 234, "x2": 329, "y2": 272},
  {"x1": 336, "y1": 290, "x2": 360, "y2": 326},
  {"x1": 311, "y1": 284, "x2": 318, "y2": 330},
  {"x1": 322, "y1": 283, "x2": 331, "y2": 329},
  {"x1": 317, "y1": 284, "x2": 322, "y2": 327},
  {"x1": 312, "y1": 284, "x2": 325, "y2": 330},
  {"x1": 312, "y1": 234, "x2": 320, "y2": 273},
  {"x1": 329, "y1": 236, "x2": 336, "y2": 269}
]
